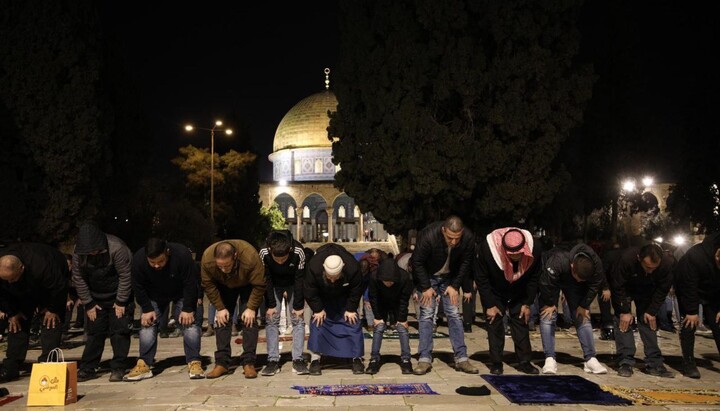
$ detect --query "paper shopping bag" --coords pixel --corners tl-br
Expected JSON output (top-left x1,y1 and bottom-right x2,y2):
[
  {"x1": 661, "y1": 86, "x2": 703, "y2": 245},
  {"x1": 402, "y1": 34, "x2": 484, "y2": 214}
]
[{"x1": 26, "y1": 348, "x2": 77, "y2": 406}]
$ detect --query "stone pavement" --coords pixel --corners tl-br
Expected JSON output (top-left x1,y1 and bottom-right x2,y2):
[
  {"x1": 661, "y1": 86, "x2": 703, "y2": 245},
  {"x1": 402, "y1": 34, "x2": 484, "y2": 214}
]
[{"x1": 1, "y1": 323, "x2": 719, "y2": 410}]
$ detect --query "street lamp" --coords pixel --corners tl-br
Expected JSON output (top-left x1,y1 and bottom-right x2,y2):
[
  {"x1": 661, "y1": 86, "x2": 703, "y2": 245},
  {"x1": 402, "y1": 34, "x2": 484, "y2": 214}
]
[{"x1": 184, "y1": 120, "x2": 233, "y2": 223}]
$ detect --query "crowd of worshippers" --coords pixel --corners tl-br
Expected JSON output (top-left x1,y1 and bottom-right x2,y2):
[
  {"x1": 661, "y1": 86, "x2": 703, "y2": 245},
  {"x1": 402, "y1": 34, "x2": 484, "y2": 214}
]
[{"x1": 0, "y1": 216, "x2": 718, "y2": 384}]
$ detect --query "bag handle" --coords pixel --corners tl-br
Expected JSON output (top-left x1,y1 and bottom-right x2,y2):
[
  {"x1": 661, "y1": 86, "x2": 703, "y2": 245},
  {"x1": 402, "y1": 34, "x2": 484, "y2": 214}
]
[{"x1": 46, "y1": 348, "x2": 65, "y2": 363}]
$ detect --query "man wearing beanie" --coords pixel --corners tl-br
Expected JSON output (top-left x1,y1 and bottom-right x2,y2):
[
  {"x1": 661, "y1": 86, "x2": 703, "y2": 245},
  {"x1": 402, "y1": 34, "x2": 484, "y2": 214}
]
[
  {"x1": 304, "y1": 243, "x2": 364, "y2": 375},
  {"x1": 365, "y1": 257, "x2": 414, "y2": 374},
  {"x1": 201, "y1": 239, "x2": 265, "y2": 379},
  {"x1": 412, "y1": 216, "x2": 478, "y2": 375},
  {"x1": 475, "y1": 227, "x2": 542, "y2": 375},
  {"x1": 72, "y1": 221, "x2": 133, "y2": 382},
  {"x1": 674, "y1": 232, "x2": 720, "y2": 379},
  {"x1": 0, "y1": 243, "x2": 69, "y2": 383}
]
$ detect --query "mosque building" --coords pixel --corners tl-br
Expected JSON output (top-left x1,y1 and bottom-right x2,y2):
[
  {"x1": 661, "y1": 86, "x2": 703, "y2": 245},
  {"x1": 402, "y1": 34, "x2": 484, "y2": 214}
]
[{"x1": 258, "y1": 69, "x2": 398, "y2": 253}]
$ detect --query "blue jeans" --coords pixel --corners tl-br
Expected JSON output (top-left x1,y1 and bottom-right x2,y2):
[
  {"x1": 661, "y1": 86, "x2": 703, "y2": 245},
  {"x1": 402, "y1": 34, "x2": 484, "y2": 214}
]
[
  {"x1": 138, "y1": 299, "x2": 201, "y2": 365},
  {"x1": 417, "y1": 276, "x2": 468, "y2": 363},
  {"x1": 206, "y1": 298, "x2": 239, "y2": 327},
  {"x1": 540, "y1": 310, "x2": 596, "y2": 361},
  {"x1": 371, "y1": 321, "x2": 410, "y2": 362},
  {"x1": 265, "y1": 286, "x2": 306, "y2": 362}
]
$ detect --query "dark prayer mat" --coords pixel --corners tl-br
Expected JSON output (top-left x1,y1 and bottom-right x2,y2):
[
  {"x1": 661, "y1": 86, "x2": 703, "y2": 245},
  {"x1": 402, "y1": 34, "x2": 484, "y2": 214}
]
[
  {"x1": 481, "y1": 374, "x2": 632, "y2": 405},
  {"x1": 291, "y1": 383, "x2": 438, "y2": 395},
  {"x1": 0, "y1": 395, "x2": 23, "y2": 407}
]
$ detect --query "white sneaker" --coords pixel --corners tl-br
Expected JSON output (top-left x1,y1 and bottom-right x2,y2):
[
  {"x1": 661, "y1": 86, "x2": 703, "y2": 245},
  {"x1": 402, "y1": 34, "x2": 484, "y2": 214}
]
[
  {"x1": 584, "y1": 357, "x2": 608, "y2": 374},
  {"x1": 542, "y1": 357, "x2": 557, "y2": 374}
]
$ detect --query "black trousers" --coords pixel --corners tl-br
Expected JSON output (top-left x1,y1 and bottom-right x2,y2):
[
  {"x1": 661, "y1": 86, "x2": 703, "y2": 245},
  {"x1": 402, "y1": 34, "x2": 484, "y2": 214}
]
[
  {"x1": 2, "y1": 311, "x2": 64, "y2": 376},
  {"x1": 80, "y1": 303, "x2": 131, "y2": 372},
  {"x1": 486, "y1": 300, "x2": 532, "y2": 365},
  {"x1": 462, "y1": 287, "x2": 479, "y2": 325},
  {"x1": 613, "y1": 293, "x2": 663, "y2": 367},
  {"x1": 213, "y1": 284, "x2": 258, "y2": 367},
  {"x1": 597, "y1": 291, "x2": 614, "y2": 329},
  {"x1": 679, "y1": 302, "x2": 720, "y2": 361}
]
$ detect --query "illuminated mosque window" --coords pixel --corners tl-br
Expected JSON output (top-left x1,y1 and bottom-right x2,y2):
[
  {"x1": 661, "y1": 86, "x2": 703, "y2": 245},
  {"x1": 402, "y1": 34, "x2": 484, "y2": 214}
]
[
  {"x1": 288, "y1": 205, "x2": 295, "y2": 219},
  {"x1": 338, "y1": 205, "x2": 346, "y2": 218},
  {"x1": 294, "y1": 160, "x2": 302, "y2": 175},
  {"x1": 303, "y1": 206, "x2": 310, "y2": 218},
  {"x1": 354, "y1": 206, "x2": 360, "y2": 218},
  {"x1": 314, "y1": 159, "x2": 323, "y2": 173}
]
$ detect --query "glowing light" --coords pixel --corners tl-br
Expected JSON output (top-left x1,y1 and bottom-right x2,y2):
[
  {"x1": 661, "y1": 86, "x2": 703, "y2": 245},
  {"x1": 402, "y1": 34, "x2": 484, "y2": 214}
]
[
  {"x1": 184, "y1": 125, "x2": 194, "y2": 131},
  {"x1": 672, "y1": 235, "x2": 686, "y2": 246},
  {"x1": 215, "y1": 120, "x2": 223, "y2": 126},
  {"x1": 225, "y1": 129, "x2": 233, "y2": 135},
  {"x1": 622, "y1": 180, "x2": 636, "y2": 193},
  {"x1": 642, "y1": 176, "x2": 654, "y2": 188},
  {"x1": 654, "y1": 237, "x2": 663, "y2": 244},
  {"x1": 278, "y1": 179, "x2": 287, "y2": 187}
]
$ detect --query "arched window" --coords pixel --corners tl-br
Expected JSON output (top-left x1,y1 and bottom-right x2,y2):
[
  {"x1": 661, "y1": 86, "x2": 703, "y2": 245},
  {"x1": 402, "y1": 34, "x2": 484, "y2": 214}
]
[
  {"x1": 314, "y1": 159, "x2": 323, "y2": 173},
  {"x1": 353, "y1": 205, "x2": 360, "y2": 218},
  {"x1": 287, "y1": 205, "x2": 295, "y2": 219},
  {"x1": 338, "y1": 205, "x2": 346, "y2": 218},
  {"x1": 294, "y1": 160, "x2": 302, "y2": 175},
  {"x1": 303, "y1": 206, "x2": 310, "y2": 218}
]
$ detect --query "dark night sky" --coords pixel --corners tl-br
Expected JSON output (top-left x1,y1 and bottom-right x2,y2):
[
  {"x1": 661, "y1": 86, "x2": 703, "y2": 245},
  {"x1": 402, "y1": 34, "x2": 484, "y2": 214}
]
[
  {"x1": 99, "y1": 1, "x2": 716, "y2": 184},
  {"x1": 102, "y1": 2, "x2": 340, "y2": 181}
]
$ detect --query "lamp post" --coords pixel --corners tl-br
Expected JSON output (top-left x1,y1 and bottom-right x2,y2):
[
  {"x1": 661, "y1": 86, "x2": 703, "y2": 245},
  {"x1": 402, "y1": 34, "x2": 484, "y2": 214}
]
[{"x1": 184, "y1": 120, "x2": 233, "y2": 223}]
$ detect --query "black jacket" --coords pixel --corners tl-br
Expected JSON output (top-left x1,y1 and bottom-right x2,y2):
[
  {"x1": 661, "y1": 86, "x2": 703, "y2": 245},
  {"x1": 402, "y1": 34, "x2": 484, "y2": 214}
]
[
  {"x1": 474, "y1": 232, "x2": 542, "y2": 309},
  {"x1": 0, "y1": 243, "x2": 69, "y2": 317},
  {"x1": 538, "y1": 243, "x2": 604, "y2": 309},
  {"x1": 368, "y1": 259, "x2": 413, "y2": 322},
  {"x1": 259, "y1": 245, "x2": 306, "y2": 310},
  {"x1": 610, "y1": 246, "x2": 674, "y2": 316},
  {"x1": 304, "y1": 243, "x2": 362, "y2": 313},
  {"x1": 674, "y1": 233, "x2": 720, "y2": 315},
  {"x1": 411, "y1": 221, "x2": 475, "y2": 292},
  {"x1": 131, "y1": 242, "x2": 199, "y2": 314}
]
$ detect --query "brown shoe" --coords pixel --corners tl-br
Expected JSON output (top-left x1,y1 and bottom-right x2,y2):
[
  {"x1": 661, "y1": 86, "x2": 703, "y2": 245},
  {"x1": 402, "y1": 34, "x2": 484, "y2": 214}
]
[
  {"x1": 205, "y1": 365, "x2": 228, "y2": 379},
  {"x1": 243, "y1": 363, "x2": 258, "y2": 379}
]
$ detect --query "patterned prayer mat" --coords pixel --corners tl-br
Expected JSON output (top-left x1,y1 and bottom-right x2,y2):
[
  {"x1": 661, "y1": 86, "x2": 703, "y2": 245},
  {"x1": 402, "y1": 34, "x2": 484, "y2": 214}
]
[
  {"x1": 362, "y1": 331, "x2": 449, "y2": 339},
  {"x1": 0, "y1": 395, "x2": 23, "y2": 407},
  {"x1": 482, "y1": 375, "x2": 632, "y2": 405},
  {"x1": 601, "y1": 386, "x2": 720, "y2": 405},
  {"x1": 291, "y1": 383, "x2": 438, "y2": 396}
]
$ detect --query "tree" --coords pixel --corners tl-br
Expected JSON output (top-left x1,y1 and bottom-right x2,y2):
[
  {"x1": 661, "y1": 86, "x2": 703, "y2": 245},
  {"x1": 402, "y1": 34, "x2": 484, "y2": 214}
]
[
  {"x1": 330, "y1": 0, "x2": 594, "y2": 234},
  {"x1": 0, "y1": 0, "x2": 112, "y2": 243},
  {"x1": 172, "y1": 145, "x2": 261, "y2": 240}
]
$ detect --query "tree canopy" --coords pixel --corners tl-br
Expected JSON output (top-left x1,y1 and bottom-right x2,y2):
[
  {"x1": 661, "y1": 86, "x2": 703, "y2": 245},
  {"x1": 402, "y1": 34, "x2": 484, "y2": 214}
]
[{"x1": 330, "y1": 0, "x2": 594, "y2": 234}]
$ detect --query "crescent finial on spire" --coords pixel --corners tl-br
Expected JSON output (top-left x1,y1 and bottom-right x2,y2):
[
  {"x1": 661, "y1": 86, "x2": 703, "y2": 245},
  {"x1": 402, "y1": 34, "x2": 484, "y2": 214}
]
[{"x1": 324, "y1": 68, "x2": 331, "y2": 90}]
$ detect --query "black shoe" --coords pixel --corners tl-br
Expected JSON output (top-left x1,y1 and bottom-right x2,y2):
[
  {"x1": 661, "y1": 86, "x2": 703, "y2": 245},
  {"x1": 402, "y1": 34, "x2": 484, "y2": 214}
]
[
  {"x1": 365, "y1": 359, "x2": 380, "y2": 375},
  {"x1": 400, "y1": 360, "x2": 413, "y2": 375},
  {"x1": 309, "y1": 360, "x2": 321, "y2": 376},
  {"x1": 292, "y1": 359, "x2": 309, "y2": 375},
  {"x1": 682, "y1": 361, "x2": 701, "y2": 379},
  {"x1": 159, "y1": 331, "x2": 169, "y2": 338},
  {"x1": 599, "y1": 328, "x2": 615, "y2": 341},
  {"x1": 489, "y1": 363, "x2": 503, "y2": 375},
  {"x1": 644, "y1": 364, "x2": 674, "y2": 378},
  {"x1": 463, "y1": 323, "x2": 472, "y2": 333},
  {"x1": 109, "y1": 369, "x2": 124, "y2": 382},
  {"x1": 261, "y1": 361, "x2": 280, "y2": 376},
  {"x1": 352, "y1": 358, "x2": 365, "y2": 375},
  {"x1": 517, "y1": 362, "x2": 539, "y2": 375},
  {"x1": 617, "y1": 364, "x2": 633, "y2": 377},
  {"x1": 77, "y1": 368, "x2": 99, "y2": 382},
  {"x1": 0, "y1": 369, "x2": 19, "y2": 383}
]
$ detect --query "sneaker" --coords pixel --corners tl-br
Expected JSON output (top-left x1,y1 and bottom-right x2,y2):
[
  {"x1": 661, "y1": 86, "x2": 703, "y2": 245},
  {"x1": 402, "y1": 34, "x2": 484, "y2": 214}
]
[
  {"x1": 77, "y1": 368, "x2": 98, "y2": 382},
  {"x1": 352, "y1": 358, "x2": 365, "y2": 374},
  {"x1": 413, "y1": 362, "x2": 432, "y2": 375},
  {"x1": 489, "y1": 363, "x2": 503, "y2": 375},
  {"x1": 682, "y1": 360, "x2": 701, "y2": 379},
  {"x1": 365, "y1": 359, "x2": 380, "y2": 375},
  {"x1": 203, "y1": 327, "x2": 215, "y2": 337},
  {"x1": 455, "y1": 360, "x2": 479, "y2": 374},
  {"x1": 644, "y1": 364, "x2": 674, "y2": 378},
  {"x1": 188, "y1": 360, "x2": 205, "y2": 379},
  {"x1": 517, "y1": 362, "x2": 539, "y2": 375},
  {"x1": 400, "y1": 360, "x2": 413, "y2": 374},
  {"x1": 261, "y1": 361, "x2": 280, "y2": 376},
  {"x1": 159, "y1": 331, "x2": 169, "y2": 338},
  {"x1": 109, "y1": 369, "x2": 125, "y2": 382},
  {"x1": 617, "y1": 364, "x2": 633, "y2": 377},
  {"x1": 583, "y1": 357, "x2": 607, "y2": 374},
  {"x1": 292, "y1": 359, "x2": 310, "y2": 375},
  {"x1": 542, "y1": 357, "x2": 557, "y2": 374},
  {"x1": 123, "y1": 359, "x2": 153, "y2": 381},
  {"x1": 168, "y1": 328, "x2": 182, "y2": 338},
  {"x1": 309, "y1": 360, "x2": 322, "y2": 375}
]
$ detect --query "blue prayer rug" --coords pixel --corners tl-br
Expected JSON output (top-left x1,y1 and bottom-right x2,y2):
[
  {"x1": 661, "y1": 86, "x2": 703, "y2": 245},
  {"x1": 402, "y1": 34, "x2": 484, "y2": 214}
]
[
  {"x1": 481, "y1": 374, "x2": 632, "y2": 405},
  {"x1": 291, "y1": 383, "x2": 438, "y2": 396}
]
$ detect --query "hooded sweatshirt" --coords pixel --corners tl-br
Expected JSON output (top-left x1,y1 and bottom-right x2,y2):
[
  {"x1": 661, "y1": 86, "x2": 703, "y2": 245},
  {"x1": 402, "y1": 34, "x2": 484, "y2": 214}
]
[{"x1": 674, "y1": 233, "x2": 720, "y2": 315}]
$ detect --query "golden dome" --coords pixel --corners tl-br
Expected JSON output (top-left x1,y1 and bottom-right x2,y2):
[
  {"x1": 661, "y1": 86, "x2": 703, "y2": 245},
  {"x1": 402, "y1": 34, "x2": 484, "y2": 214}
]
[{"x1": 272, "y1": 90, "x2": 338, "y2": 152}]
